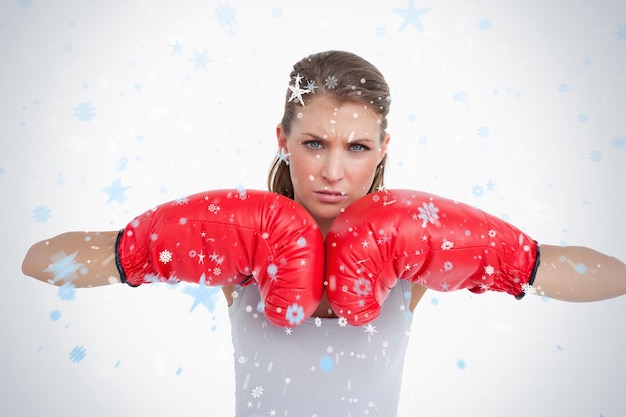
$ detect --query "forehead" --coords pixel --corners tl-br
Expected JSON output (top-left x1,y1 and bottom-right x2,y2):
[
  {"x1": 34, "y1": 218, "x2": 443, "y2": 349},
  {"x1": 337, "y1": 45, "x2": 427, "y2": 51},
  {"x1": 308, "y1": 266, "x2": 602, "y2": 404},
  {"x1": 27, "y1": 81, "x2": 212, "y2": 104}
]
[{"x1": 294, "y1": 95, "x2": 382, "y2": 135}]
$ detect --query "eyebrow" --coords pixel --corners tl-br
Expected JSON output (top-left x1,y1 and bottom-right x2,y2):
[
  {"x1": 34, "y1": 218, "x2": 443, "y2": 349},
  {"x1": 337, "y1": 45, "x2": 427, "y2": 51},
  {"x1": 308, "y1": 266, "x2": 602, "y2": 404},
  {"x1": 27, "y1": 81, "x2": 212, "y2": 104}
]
[{"x1": 301, "y1": 132, "x2": 376, "y2": 143}]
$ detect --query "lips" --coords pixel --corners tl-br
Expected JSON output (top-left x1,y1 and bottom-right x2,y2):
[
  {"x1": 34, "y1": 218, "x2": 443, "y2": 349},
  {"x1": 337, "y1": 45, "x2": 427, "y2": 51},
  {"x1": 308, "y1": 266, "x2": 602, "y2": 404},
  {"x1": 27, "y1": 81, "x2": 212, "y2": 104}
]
[{"x1": 314, "y1": 190, "x2": 347, "y2": 204}]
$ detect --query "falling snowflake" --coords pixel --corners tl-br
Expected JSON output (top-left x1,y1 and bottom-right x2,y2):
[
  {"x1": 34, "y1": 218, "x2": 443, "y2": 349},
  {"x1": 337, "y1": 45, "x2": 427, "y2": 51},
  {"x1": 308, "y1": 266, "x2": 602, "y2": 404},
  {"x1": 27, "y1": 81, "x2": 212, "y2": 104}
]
[
  {"x1": 314, "y1": 317, "x2": 322, "y2": 327},
  {"x1": 286, "y1": 303, "x2": 305, "y2": 325},
  {"x1": 484, "y1": 265, "x2": 495, "y2": 276},
  {"x1": 189, "y1": 49, "x2": 212, "y2": 72},
  {"x1": 238, "y1": 356, "x2": 246, "y2": 364},
  {"x1": 456, "y1": 358, "x2": 467, "y2": 371},
  {"x1": 353, "y1": 278, "x2": 372, "y2": 296},
  {"x1": 183, "y1": 274, "x2": 221, "y2": 313},
  {"x1": 102, "y1": 178, "x2": 130, "y2": 205},
  {"x1": 44, "y1": 250, "x2": 85, "y2": 284},
  {"x1": 417, "y1": 201, "x2": 439, "y2": 228},
  {"x1": 443, "y1": 261, "x2": 453, "y2": 271},
  {"x1": 73, "y1": 102, "x2": 97, "y2": 121},
  {"x1": 452, "y1": 90, "x2": 469, "y2": 102},
  {"x1": 69, "y1": 345, "x2": 87, "y2": 363},
  {"x1": 32, "y1": 205, "x2": 52, "y2": 222},
  {"x1": 471, "y1": 184, "x2": 484, "y2": 197},
  {"x1": 589, "y1": 150, "x2": 603, "y2": 162},
  {"x1": 324, "y1": 75, "x2": 339, "y2": 89},
  {"x1": 337, "y1": 317, "x2": 348, "y2": 327},
  {"x1": 251, "y1": 386, "x2": 264, "y2": 398},
  {"x1": 363, "y1": 323, "x2": 378, "y2": 335},
  {"x1": 287, "y1": 73, "x2": 311, "y2": 106},
  {"x1": 477, "y1": 17, "x2": 491, "y2": 31},
  {"x1": 441, "y1": 240, "x2": 454, "y2": 250},
  {"x1": 208, "y1": 203, "x2": 221, "y2": 214},
  {"x1": 276, "y1": 147, "x2": 291, "y2": 165},
  {"x1": 477, "y1": 126, "x2": 491, "y2": 138},
  {"x1": 214, "y1": 3, "x2": 236, "y2": 28},
  {"x1": 159, "y1": 249, "x2": 173, "y2": 264},
  {"x1": 521, "y1": 282, "x2": 537, "y2": 295}
]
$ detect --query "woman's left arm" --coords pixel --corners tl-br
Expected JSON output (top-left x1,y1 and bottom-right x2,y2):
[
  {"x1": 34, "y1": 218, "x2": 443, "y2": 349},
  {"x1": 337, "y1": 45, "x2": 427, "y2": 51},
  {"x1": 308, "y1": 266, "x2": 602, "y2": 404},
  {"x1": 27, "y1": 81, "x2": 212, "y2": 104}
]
[{"x1": 532, "y1": 244, "x2": 626, "y2": 301}]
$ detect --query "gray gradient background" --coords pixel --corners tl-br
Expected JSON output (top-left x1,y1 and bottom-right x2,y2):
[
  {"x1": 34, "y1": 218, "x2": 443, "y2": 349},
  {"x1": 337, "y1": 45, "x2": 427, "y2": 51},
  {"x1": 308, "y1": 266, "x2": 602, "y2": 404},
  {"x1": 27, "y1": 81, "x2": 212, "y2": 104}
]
[{"x1": 1, "y1": 1, "x2": 625, "y2": 416}]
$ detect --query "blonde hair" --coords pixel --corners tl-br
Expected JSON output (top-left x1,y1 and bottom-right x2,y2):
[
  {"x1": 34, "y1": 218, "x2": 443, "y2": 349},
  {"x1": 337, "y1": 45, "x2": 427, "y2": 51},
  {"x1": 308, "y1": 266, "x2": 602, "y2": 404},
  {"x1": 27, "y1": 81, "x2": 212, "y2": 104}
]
[{"x1": 268, "y1": 50, "x2": 391, "y2": 199}]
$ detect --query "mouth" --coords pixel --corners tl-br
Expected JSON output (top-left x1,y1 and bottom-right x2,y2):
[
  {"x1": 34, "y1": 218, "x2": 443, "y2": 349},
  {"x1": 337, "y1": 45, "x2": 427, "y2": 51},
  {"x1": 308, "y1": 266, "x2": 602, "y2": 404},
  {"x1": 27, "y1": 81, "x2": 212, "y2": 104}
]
[{"x1": 313, "y1": 190, "x2": 348, "y2": 204}]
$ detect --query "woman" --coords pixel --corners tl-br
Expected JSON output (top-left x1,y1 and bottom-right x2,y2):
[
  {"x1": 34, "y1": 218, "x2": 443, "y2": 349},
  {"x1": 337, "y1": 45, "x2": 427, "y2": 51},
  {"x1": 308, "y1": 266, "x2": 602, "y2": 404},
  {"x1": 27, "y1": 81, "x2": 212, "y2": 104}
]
[{"x1": 22, "y1": 51, "x2": 626, "y2": 417}]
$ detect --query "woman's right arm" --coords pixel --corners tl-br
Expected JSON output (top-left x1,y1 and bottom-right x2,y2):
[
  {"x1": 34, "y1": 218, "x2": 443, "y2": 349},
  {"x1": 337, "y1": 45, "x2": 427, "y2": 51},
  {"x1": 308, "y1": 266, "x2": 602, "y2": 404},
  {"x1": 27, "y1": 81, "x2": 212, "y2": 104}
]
[{"x1": 22, "y1": 231, "x2": 122, "y2": 288}]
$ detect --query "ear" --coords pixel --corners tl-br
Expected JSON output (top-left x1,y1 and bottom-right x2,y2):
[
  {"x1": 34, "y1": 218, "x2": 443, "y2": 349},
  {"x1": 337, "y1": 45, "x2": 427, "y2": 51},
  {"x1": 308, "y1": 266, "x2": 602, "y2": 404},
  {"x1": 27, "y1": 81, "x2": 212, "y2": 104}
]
[{"x1": 276, "y1": 123, "x2": 287, "y2": 149}]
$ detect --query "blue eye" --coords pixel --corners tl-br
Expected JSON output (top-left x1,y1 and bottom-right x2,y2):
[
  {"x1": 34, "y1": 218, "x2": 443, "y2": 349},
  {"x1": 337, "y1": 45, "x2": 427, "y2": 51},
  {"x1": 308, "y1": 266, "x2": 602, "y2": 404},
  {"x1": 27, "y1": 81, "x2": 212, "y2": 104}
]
[
  {"x1": 304, "y1": 140, "x2": 323, "y2": 149},
  {"x1": 350, "y1": 143, "x2": 370, "y2": 152}
]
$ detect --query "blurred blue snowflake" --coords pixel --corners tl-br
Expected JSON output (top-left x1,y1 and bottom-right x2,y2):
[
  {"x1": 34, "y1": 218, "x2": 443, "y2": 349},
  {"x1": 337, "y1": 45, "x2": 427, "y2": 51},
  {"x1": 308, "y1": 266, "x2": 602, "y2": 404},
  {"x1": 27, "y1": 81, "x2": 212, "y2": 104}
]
[
  {"x1": 452, "y1": 91, "x2": 469, "y2": 102},
  {"x1": 456, "y1": 358, "x2": 467, "y2": 370},
  {"x1": 477, "y1": 18, "x2": 491, "y2": 31},
  {"x1": 49, "y1": 310, "x2": 61, "y2": 321},
  {"x1": 393, "y1": 1, "x2": 431, "y2": 32},
  {"x1": 169, "y1": 39, "x2": 184, "y2": 54},
  {"x1": 32, "y1": 205, "x2": 52, "y2": 222},
  {"x1": 471, "y1": 184, "x2": 485, "y2": 197},
  {"x1": 102, "y1": 178, "x2": 130, "y2": 204},
  {"x1": 57, "y1": 282, "x2": 77, "y2": 301},
  {"x1": 214, "y1": 3, "x2": 236, "y2": 27},
  {"x1": 611, "y1": 136, "x2": 625, "y2": 149},
  {"x1": 69, "y1": 345, "x2": 86, "y2": 363},
  {"x1": 589, "y1": 150, "x2": 603, "y2": 162},
  {"x1": 477, "y1": 126, "x2": 491, "y2": 138},
  {"x1": 183, "y1": 274, "x2": 221, "y2": 313},
  {"x1": 73, "y1": 102, "x2": 97, "y2": 121},
  {"x1": 189, "y1": 50, "x2": 212, "y2": 72}
]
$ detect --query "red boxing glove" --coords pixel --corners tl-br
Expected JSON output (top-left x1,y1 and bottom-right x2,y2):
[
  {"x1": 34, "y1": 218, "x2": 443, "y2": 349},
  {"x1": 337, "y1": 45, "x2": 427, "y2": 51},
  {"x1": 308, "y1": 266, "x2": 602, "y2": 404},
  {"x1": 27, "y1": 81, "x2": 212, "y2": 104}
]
[
  {"x1": 325, "y1": 189, "x2": 540, "y2": 325},
  {"x1": 115, "y1": 189, "x2": 324, "y2": 327}
]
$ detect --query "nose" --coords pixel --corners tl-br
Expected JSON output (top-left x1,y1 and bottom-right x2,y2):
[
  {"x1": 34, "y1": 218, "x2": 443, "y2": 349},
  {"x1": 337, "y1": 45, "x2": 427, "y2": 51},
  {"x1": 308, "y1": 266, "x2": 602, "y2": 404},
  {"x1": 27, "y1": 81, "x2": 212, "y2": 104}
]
[{"x1": 320, "y1": 154, "x2": 344, "y2": 183}]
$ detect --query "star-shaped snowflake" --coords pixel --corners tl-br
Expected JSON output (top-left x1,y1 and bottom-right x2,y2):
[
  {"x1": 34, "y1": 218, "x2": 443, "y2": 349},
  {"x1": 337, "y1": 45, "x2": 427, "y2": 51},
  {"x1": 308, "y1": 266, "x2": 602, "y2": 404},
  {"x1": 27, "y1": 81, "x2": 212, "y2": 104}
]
[
  {"x1": 287, "y1": 73, "x2": 311, "y2": 106},
  {"x1": 102, "y1": 178, "x2": 130, "y2": 205},
  {"x1": 393, "y1": 0, "x2": 431, "y2": 32},
  {"x1": 183, "y1": 274, "x2": 221, "y2": 313},
  {"x1": 363, "y1": 323, "x2": 378, "y2": 335},
  {"x1": 44, "y1": 250, "x2": 86, "y2": 284}
]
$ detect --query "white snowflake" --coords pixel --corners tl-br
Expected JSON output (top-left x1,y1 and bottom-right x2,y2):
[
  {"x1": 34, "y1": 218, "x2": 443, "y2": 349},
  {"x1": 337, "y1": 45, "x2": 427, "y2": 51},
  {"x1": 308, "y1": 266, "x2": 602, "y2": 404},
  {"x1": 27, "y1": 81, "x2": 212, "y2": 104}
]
[
  {"x1": 324, "y1": 75, "x2": 339, "y2": 89},
  {"x1": 159, "y1": 249, "x2": 173, "y2": 264},
  {"x1": 208, "y1": 203, "x2": 221, "y2": 214},
  {"x1": 238, "y1": 356, "x2": 246, "y2": 364},
  {"x1": 251, "y1": 386, "x2": 264, "y2": 398},
  {"x1": 441, "y1": 240, "x2": 454, "y2": 250},
  {"x1": 287, "y1": 73, "x2": 311, "y2": 106},
  {"x1": 231, "y1": 289, "x2": 239, "y2": 299},
  {"x1": 521, "y1": 282, "x2": 537, "y2": 295},
  {"x1": 213, "y1": 267, "x2": 222, "y2": 276},
  {"x1": 326, "y1": 346, "x2": 333, "y2": 353},
  {"x1": 443, "y1": 261, "x2": 453, "y2": 271},
  {"x1": 315, "y1": 317, "x2": 322, "y2": 327},
  {"x1": 338, "y1": 317, "x2": 348, "y2": 327},
  {"x1": 488, "y1": 229, "x2": 497, "y2": 238},
  {"x1": 363, "y1": 324, "x2": 378, "y2": 335},
  {"x1": 484, "y1": 265, "x2": 495, "y2": 275},
  {"x1": 417, "y1": 201, "x2": 440, "y2": 228},
  {"x1": 174, "y1": 196, "x2": 190, "y2": 205}
]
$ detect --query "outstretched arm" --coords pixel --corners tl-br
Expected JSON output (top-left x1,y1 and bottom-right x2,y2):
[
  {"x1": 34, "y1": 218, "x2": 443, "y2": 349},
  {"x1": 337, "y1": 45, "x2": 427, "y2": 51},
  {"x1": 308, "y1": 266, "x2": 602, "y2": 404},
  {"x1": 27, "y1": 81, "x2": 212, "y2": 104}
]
[
  {"x1": 22, "y1": 231, "x2": 121, "y2": 288},
  {"x1": 532, "y1": 244, "x2": 626, "y2": 301}
]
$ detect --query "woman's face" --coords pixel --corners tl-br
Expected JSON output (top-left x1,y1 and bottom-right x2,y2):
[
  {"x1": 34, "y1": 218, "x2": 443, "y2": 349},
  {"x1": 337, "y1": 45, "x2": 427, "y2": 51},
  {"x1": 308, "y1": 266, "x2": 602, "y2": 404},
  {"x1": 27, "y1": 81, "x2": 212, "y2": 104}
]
[{"x1": 277, "y1": 94, "x2": 389, "y2": 234}]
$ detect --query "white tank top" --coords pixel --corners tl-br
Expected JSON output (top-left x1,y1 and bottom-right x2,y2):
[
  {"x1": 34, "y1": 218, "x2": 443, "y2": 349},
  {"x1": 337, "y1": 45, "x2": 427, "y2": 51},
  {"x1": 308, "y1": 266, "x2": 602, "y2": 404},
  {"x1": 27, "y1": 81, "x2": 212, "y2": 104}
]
[{"x1": 228, "y1": 280, "x2": 414, "y2": 417}]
